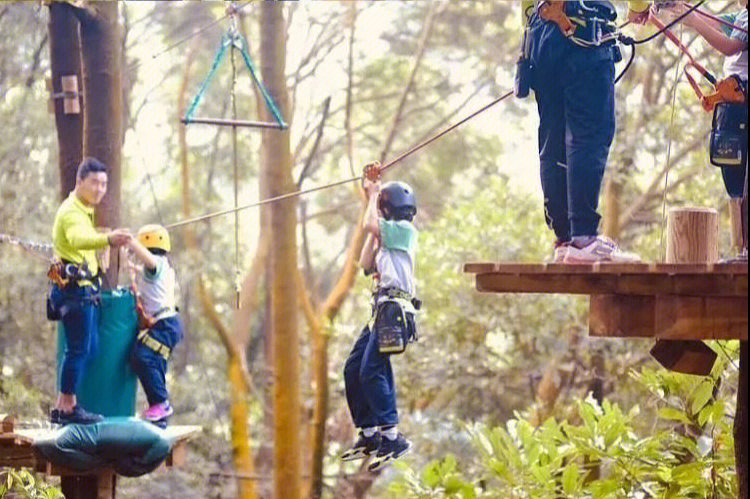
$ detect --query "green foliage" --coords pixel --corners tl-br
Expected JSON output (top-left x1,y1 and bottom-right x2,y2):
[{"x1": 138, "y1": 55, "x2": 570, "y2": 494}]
[
  {"x1": 391, "y1": 355, "x2": 739, "y2": 499},
  {"x1": 0, "y1": 469, "x2": 62, "y2": 499}
]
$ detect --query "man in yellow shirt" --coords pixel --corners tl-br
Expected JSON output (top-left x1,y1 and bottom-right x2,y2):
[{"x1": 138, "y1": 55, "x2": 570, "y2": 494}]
[
  {"x1": 49, "y1": 157, "x2": 131, "y2": 425},
  {"x1": 518, "y1": 1, "x2": 649, "y2": 263}
]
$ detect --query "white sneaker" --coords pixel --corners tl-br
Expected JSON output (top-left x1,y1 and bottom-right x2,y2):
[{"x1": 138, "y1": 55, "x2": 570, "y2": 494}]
[
  {"x1": 564, "y1": 236, "x2": 641, "y2": 264},
  {"x1": 552, "y1": 243, "x2": 569, "y2": 263},
  {"x1": 544, "y1": 241, "x2": 570, "y2": 263}
]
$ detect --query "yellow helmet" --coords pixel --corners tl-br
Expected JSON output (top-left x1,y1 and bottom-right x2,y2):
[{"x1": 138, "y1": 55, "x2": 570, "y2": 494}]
[{"x1": 137, "y1": 224, "x2": 171, "y2": 252}]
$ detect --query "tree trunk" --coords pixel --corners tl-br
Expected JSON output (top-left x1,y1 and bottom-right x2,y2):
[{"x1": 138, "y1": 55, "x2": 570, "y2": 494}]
[
  {"x1": 259, "y1": 4, "x2": 302, "y2": 498},
  {"x1": 79, "y1": 2, "x2": 123, "y2": 286},
  {"x1": 48, "y1": 2, "x2": 83, "y2": 200},
  {"x1": 602, "y1": 177, "x2": 621, "y2": 241},
  {"x1": 736, "y1": 341, "x2": 748, "y2": 499}
]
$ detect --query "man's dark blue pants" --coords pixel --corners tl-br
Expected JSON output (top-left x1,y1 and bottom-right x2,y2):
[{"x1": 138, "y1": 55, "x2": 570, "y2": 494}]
[
  {"x1": 528, "y1": 15, "x2": 617, "y2": 240},
  {"x1": 131, "y1": 316, "x2": 183, "y2": 406},
  {"x1": 58, "y1": 285, "x2": 100, "y2": 396},
  {"x1": 344, "y1": 325, "x2": 398, "y2": 428}
]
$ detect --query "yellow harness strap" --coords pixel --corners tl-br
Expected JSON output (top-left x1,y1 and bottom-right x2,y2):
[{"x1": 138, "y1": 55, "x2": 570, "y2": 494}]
[{"x1": 137, "y1": 329, "x2": 171, "y2": 360}]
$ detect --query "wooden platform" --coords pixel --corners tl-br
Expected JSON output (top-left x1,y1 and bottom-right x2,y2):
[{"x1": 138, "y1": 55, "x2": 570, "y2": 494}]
[
  {"x1": 0, "y1": 417, "x2": 200, "y2": 474},
  {"x1": 464, "y1": 262, "x2": 748, "y2": 340}
]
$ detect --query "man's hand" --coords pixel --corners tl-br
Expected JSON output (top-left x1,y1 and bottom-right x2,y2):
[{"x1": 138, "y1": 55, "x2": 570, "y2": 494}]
[
  {"x1": 107, "y1": 229, "x2": 132, "y2": 247},
  {"x1": 627, "y1": 7, "x2": 650, "y2": 25}
]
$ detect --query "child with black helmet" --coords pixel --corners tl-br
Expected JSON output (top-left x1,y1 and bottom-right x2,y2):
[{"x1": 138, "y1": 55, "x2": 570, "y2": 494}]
[
  {"x1": 127, "y1": 224, "x2": 183, "y2": 427},
  {"x1": 342, "y1": 162, "x2": 419, "y2": 472}
]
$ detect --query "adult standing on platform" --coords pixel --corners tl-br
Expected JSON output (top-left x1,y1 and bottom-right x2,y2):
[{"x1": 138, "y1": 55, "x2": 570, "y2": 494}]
[
  {"x1": 49, "y1": 157, "x2": 132, "y2": 425},
  {"x1": 519, "y1": 0, "x2": 648, "y2": 263}
]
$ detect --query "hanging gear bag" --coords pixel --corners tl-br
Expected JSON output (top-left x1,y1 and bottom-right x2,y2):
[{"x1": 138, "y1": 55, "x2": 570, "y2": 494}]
[
  {"x1": 372, "y1": 289, "x2": 420, "y2": 355},
  {"x1": 709, "y1": 77, "x2": 747, "y2": 168}
]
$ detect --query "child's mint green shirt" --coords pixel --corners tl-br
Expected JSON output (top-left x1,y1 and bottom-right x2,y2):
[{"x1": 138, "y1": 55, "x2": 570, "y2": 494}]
[{"x1": 377, "y1": 219, "x2": 418, "y2": 296}]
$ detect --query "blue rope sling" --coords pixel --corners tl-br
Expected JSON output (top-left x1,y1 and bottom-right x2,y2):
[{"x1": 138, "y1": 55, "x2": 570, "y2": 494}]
[{"x1": 182, "y1": 29, "x2": 287, "y2": 129}]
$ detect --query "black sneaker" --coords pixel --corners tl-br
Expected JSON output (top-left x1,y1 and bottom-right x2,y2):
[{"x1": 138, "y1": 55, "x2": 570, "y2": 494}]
[
  {"x1": 367, "y1": 433, "x2": 411, "y2": 472},
  {"x1": 341, "y1": 431, "x2": 381, "y2": 461},
  {"x1": 50, "y1": 406, "x2": 104, "y2": 425}
]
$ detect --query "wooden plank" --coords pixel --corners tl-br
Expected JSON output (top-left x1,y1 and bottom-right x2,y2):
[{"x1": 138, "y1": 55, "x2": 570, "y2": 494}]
[
  {"x1": 655, "y1": 296, "x2": 748, "y2": 340},
  {"x1": 166, "y1": 440, "x2": 187, "y2": 467},
  {"x1": 590, "y1": 295, "x2": 748, "y2": 340},
  {"x1": 590, "y1": 295, "x2": 656, "y2": 337},
  {"x1": 464, "y1": 261, "x2": 747, "y2": 275},
  {"x1": 475, "y1": 272, "x2": 747, "y2": 297}
]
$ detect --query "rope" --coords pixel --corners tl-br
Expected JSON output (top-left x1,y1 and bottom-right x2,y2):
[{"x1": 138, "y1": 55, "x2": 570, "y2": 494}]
[
  {"x1": 230, "y1": 30, "x2": 242, "y2": 309},
  {"x1": 166, "y1": 90, "x2": 514, "y2": 230},
  {"x1": 151, "y1": 1, "x2": 255, "y2": 61},
  {"x1": 0, "y1": 233, "x2": 54, "y2": 262},
  {"x1": 659, "y1": 24, "x2": 685, "y2": 260},
  {"x1": 183, "y1": 28, "x2": 286, "y2": 128},
  {"x1": 623, "y1": 0, "x2": 706, "y2": 46},
  {"x1": 694, "y1": 6, "x2": 748, "y2": 34},
  {"x1": 614, "y1": 41, "x2": 635, "y2": 84}
]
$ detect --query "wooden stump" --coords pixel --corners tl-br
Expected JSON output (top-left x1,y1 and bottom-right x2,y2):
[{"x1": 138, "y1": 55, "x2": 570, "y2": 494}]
[
  {"x1": 665, "y1": 207, "x2": 719, "y2": 264},
  {"x1": 652, "y1": 207, "x2": 718, "y2": 375}
]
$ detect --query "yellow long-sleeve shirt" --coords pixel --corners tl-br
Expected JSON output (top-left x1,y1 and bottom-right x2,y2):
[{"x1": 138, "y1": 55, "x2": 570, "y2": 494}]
[
  {"x1": 52, "y1": 192, "x2": 109, "y2": 276},
  {"x1": 521, "y1": 1, "x2": 651, "y2": 25}
]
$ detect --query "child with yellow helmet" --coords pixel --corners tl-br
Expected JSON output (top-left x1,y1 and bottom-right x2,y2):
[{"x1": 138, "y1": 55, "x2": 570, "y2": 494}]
[{"x1": 127, "y1": 224, "x2": 183, "y2": 427}]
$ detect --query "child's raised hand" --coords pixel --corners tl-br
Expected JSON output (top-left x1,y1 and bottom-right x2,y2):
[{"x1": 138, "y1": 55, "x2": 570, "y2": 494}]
[
  {"x1": 363, "y1": 178, "x2": 381, "y2": 198},
  {"x1": 658, "y1": 2, "x2": 696, "y2": 27}
]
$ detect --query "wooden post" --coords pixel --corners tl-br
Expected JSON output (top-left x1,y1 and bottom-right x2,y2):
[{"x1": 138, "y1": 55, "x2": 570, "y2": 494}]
[
  {"x1": 60, "y1": 471, "x2": 116, "y2": 499},
  {"x1": 652, "y1": 207, "x2": 719, "y2": 375},
  {"x1": 665, "y1": 207, "x2": 719, "y2": 264}
]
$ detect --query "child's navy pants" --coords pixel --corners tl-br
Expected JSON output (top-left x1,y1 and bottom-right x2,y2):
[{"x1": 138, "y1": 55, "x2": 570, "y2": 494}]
[
  {"x1": 131, "y1": 316, "x2": 182, "y2": 406},
  {"x1": 344, "y1": 325, "x2": 398, "y2": 428}
]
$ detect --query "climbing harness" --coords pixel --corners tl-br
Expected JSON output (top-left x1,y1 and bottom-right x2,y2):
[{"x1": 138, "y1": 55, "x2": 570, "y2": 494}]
[
  {"x1": 515, "y1": 0, "x2": 708, "y2": 92},
  {"x1": 136, "y1": 329, "x2": 172, "y2": 361},
  {"x1": 126, "y1": 257, "x2": 157, "y2": 331},
  {"x1": 537, "y1": 0, "x2": 620, "y2": 48},
  {"x1": 166, "y1": 91, "x2": 515, "y2": 230},
  {"x1": 181, "y1": 4, "x2": 286, "y2": 130}
]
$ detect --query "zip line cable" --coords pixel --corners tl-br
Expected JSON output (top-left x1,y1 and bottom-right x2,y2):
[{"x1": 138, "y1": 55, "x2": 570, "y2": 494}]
[
  {"x1": 625, "y1": 0, "x2": 706, "y2": 46},
  {"x1": 150, "y1": 1, "x2": 255, "y2": 61},
  {"x1": 165, "y1": 90, "x2": 515, "y2": 230}
]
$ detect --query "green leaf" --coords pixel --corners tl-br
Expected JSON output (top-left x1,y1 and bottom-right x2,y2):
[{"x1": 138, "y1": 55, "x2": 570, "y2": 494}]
[
  {"x1": 422, "y1": 460, "x2": 442, "y2": 488},
  {"x1": 444, "y1": 475, "x2": 467, "y2": 494},
  {"x1": 658, "y1": 407, "x2": 691, "y2": 425},
  {"x1": 562, "y1": 463, "x2": 579, "y2": 495},
  {"x1": 691, "y1": 381, "x2": 713, "y2": 415}
]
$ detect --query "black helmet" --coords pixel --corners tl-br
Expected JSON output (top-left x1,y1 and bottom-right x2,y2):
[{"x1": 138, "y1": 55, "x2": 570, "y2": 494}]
[{"x1": 378, "y1": 181, "x2": 417, "y2": 221}]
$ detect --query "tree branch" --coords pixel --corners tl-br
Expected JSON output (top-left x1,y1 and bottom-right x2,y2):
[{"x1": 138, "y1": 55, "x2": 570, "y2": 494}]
[{"x1": 379, "y1": 2, "x2": 440, "y2": 163}]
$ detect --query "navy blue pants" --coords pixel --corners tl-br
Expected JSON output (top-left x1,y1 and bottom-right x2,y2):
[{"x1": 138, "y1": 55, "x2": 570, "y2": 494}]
[
  {"x1": 528, "y1": 15, "x2": 617, "y2": 240},
  {"x1": 344, "y1": 325, "x2": 398, "y2": 428},
  {"x1": 130, "y1": 316, "x2": 183, "y2": 406},
  {"x1": 722, "y1": 164, "x2": 747, "y2": 199},
  {"x1": 57, "y1": 285, "x2": 100, "y2": 396}
]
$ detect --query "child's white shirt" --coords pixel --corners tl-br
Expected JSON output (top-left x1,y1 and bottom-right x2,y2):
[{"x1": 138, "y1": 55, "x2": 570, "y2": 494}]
[{"x1": 136, "y1": 255, "x2": 178, "y2": 320}]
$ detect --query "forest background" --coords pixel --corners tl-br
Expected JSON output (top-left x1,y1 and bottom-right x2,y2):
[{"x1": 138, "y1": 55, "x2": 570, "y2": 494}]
[{"x1": 0, "y1": 1, "x2": 743, "y2": 498}]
